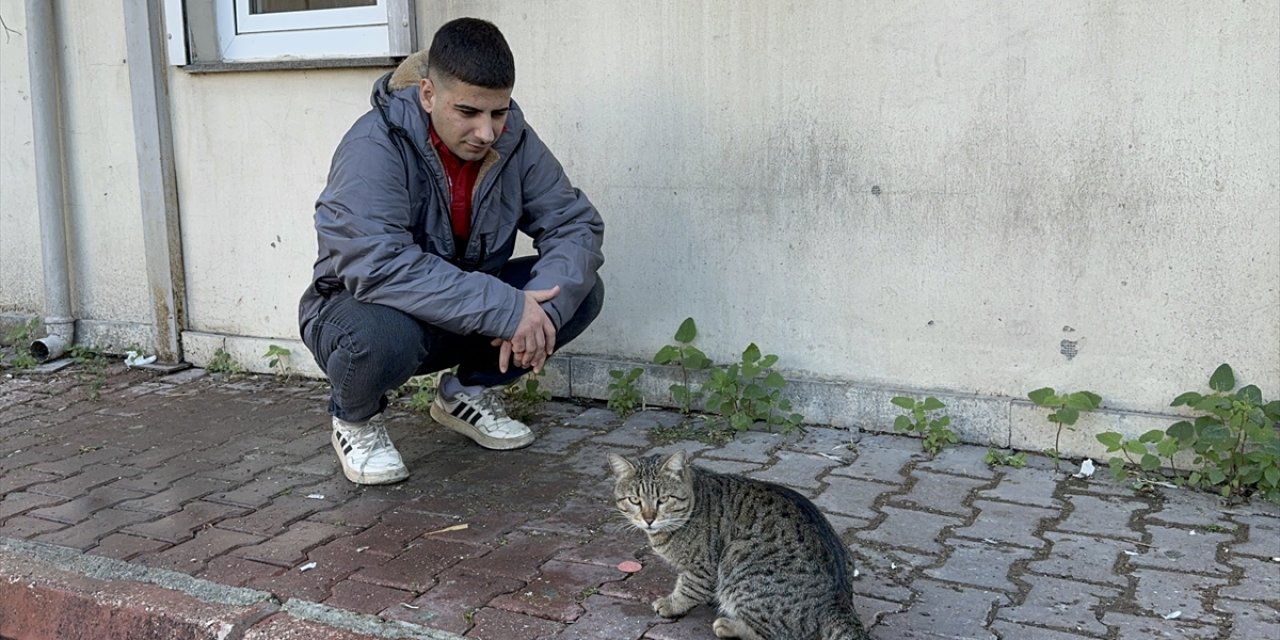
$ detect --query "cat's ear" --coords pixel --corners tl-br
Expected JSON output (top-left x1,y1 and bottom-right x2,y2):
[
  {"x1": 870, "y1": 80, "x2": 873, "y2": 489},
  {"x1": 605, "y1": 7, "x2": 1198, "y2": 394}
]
[
  {"x1": 607, "y1": 453, "x2": 636, "y2": 480},
  {"x1": 660, "y1": 450, "x2": 688, "y2": 477}
]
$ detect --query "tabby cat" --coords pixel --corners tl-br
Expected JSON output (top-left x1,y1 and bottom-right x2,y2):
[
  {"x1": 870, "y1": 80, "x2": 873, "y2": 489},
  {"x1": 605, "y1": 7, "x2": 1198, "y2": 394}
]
[{"x1": 608, "y1": 450, "x2": 871, "y2": 640}]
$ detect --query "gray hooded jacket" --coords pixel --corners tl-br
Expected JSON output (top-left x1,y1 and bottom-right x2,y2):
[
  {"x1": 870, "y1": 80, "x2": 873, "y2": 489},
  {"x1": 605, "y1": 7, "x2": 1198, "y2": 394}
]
[{"x1": 299, "y1": 66, "x2": 604, "y2": 341}]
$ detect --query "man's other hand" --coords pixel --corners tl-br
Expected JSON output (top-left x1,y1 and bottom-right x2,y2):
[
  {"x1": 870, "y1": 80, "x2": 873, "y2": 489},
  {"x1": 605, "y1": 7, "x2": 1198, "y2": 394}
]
[{"x1": 494, "y1": 286, "x2": 559, "y2": 373}]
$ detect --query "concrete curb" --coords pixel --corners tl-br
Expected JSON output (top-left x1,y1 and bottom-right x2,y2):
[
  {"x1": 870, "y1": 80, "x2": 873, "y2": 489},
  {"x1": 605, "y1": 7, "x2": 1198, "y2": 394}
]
[{"x1": 0, "y1": 537, "x2": 464, "y2": 640}]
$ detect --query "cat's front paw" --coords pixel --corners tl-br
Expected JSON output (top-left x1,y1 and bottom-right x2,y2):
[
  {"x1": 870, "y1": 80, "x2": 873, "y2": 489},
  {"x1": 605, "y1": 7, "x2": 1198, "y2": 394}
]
[{"x1": 652, "y1": 595, "x2": 691, "y2": 618}]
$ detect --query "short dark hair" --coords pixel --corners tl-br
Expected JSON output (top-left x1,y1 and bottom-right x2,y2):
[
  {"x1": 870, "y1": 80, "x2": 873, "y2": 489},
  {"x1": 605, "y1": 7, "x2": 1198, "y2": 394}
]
[{"x1": 427, "y1": 18, "x2": 515, "y2": 89}]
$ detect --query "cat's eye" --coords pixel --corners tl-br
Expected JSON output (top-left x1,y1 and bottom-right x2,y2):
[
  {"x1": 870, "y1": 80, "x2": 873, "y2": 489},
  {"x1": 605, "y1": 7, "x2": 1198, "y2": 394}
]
[{"x1": 626, "y1": 497, "x2": 641, "y2": 505}]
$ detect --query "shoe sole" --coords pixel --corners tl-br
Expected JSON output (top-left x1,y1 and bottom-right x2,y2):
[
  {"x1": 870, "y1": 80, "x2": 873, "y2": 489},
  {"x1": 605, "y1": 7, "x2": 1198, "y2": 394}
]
[
  {"x1": 330, "y1": 431, "x2": 409, "y2": 485},
  {"x1": 429, "y1": 402, "x2": 535, "y2": 450}
]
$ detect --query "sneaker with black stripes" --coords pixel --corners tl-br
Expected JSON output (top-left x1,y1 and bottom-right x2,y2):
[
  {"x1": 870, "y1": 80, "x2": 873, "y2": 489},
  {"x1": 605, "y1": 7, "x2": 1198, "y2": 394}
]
[
  {"x1": 330, "y1": 416, "x2": 409, "y2": 485},
  {"x1": 429, "y1": 383, "x2": 535, "y2": 450}
]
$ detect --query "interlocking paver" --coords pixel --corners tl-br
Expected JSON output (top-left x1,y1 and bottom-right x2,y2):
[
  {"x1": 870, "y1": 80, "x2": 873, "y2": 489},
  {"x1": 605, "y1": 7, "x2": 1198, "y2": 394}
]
[
  {"x1": 877, "y1": 578, "x2": 1004, "y2": 639},
  {"x1": 231, "y1": 519, "x2": 354, "y2": 567},
  {"x1": 33, "y1": 507, "x2": 157, "y2": 550},
  {"x1": 1026, "y1": 531, "x2": 1130, "y2": 586},
  {"x1": 324, "y1": 579, "x2": 415, "y2": 615},
  {"x1": 997, "y1": 574, "x2": 1120, "y2": 636},
  {"x1": 385, "y1": 568, "x2": 523, "y2": 633},
  {"x1": 813, "y1": 475, "x2": 898, "y2": 518},
  {"x1": 1129, "y1": 567, "x2": 1227, "y2": 622},
  {"x1": 488, "y1": 559, "x2": 623, "y2": 623},
  {"x1": 747, "y1": 450, "x2": 841, "y2": 489},
  {"x1": 858, "y1": 505, "x2": 963, "y2": 554},
  {"x1": 3, "y1": 366, "x2": 1279, "y2": 640},
  {"x1": 888, "y1": 470, "x2": 989, "y2": 516},
  {"x1": 122, "y1": 500, "x2": 249, "y2": 543},
  {"x1": 1128, "y1": 526, "x2": 1234, "y2": 574},
  {"x1": 924, "y1": 537, "x2": 1036, "y2": 592},
  {"x1": 464, "y1": 606, "x2": 564, "y2": 640},
  {"x1": 1100, "y1": 612, "x2": 1220, "y2": 639},
  {"x1": 1214, "y1": 597, "x2": 1280, "y2": 640},
  {"x1": 1054, "y1": 492, "x2": 1149, "y2": 540},
  {"x1": 1228, "y1": 513, "x2": 1280, "y2": 558}
]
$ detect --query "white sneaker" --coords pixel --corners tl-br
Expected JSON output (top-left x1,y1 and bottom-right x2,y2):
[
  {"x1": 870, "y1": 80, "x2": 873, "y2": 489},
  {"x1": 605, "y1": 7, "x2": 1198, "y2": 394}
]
[
  {"x1": 331, "y1": 416, "x2": 409, "y2": 485},
  {"x1": 429, "y1": 386, "x2": 535, "y2": 450}
]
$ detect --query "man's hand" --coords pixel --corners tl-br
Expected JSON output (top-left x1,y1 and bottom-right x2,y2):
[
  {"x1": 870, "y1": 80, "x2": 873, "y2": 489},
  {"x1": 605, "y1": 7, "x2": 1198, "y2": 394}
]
[{"x1": 493, "y1": 286, "x2": 559, "y2": 373}]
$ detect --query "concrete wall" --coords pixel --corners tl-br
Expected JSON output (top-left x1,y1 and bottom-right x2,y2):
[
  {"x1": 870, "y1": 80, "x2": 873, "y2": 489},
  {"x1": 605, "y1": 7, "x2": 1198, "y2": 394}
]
[
  {"x1": 2, "y1": 1, "x2": 1278, "y2": 458},
  {"x1": 0, "y1": 0, "x2": 153, "y2": 348}
]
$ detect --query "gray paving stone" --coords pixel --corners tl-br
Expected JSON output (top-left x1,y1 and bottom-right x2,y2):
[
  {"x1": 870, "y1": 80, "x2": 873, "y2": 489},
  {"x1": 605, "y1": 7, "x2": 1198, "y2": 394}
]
[
  {"x1": 1229, "y1": 513, "x2": 1280, "y2": 559},
  {"x1": 1215, "y1": 597, "x2": 1280, "y2": 640},
  {"x1": 699, "y1": 430, "x2": 784, "y2": 463},
  {"x1": 830, "y1": 441, "x2": 923, "y2": 484},
  {"x1": 814, "y1": 476, "x2": 899, "y2": 519},
  {"x1": 1053, "y1": 493, "x2": 1147, "y2": 541},
  {"x1": 1146, "y1": 490, "x2": 1234, "y2": 528},
  {"x1": 978, "y1": 466, "x2": 1065, "y2": 509},
  {"x1": 876, "y1": 578, "x2": 1004, "y2": 640},
  {"x1": 747, "y1": 450, "x2": 840, "y2": 490},
  {"x1": 997, "y1": 574, "x2": 1120, "y2": 636},
  {"x1": 988, "y1": 620, "x2": 1098, "y2": 640},
  {"x1": 1129, "y1": 567, "x2": 1227, "y2": 622},
  {"x1": 1100, "y1": 612, "x2": 1220, "y2": 639},
  {"x1": 1026, "y1": 531, "x2": 1129, "y2": 586},
  {"x1": 693, "y1": 458, "x2": 763, "y2": 476},
  {"x1": 888, "y1": 471, "x2": 988, "y2": 517},
  {"x1": 1219, "y1": 555, "x2": 1280, "y2": 602},
  {"x1": 915, "y1": 445, "x2": 1000, "y2": 479},
  {"x1": 951, "y1": 499, "x2": 1057, "y2": 549},
  {"x1": 781, "y1": 425, "x2": 858, "y2": 460},
  {"x1": 858, "y1": 506, "x2": 963, "y2": 554},
  {"x1": 924, "y1": 537, "x2": 1034, "y2": 592},
  {"x1": 1128, "y1": 526, "x2": 1233, "y2": 575}
]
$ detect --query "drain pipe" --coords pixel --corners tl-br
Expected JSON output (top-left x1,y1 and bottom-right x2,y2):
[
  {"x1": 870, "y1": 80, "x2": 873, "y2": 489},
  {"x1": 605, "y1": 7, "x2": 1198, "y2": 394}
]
[{"x1": 25, "y1": 0, "x2": 75, "y2": 361}]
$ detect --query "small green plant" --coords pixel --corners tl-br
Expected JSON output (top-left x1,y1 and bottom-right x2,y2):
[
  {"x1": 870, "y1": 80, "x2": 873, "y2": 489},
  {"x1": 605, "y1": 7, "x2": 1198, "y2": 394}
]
[
  {"x1": 984, "y1": 448, "x2": 1028, "y2": 468},
  {"x1": 1, "y1": 318, "x2": 41, "y2": 371},
  {"x1": 206, "y1": 347, "x2": 244, "y2": 375},
  {"x1": 606, "y1": 367, "x2": 645, "y2": 418},
  {"x1": 653, "y1": 317, "x2": 712, "y2": 414},
  {"x1": 398, "y1": 374, "x2": 440, "y2": 413},
  {"x1": 68, "y1": 345, "x2": 109, "y2": 400},
  {"x1": 704, "y1": 343, "x2": 804, "y2": 434},
  {"x1": 505, "y1": 370, "x2": 552, "y2": 423},
  {"x1": 891, "y1": 396, "x2": 958, "y2": 455},
  {"x1": 1028, "y1": 387, "x2": 1102, "y2": 469},
  {"x1": 263, "y1": 344, "x2": 292, "y2": 378},
  {"x1": 1098, "y1": 364, "x2": 1280, "y2": 503}
]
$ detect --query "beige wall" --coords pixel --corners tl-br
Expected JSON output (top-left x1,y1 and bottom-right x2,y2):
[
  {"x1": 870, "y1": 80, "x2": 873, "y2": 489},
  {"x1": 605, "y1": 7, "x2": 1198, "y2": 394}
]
[
  {"x1": 0, "y1": 0, "x2": 152, "y2": 347},
  {"x1": 2, "y1": 1, "x2": 1277, "y2": 453}
]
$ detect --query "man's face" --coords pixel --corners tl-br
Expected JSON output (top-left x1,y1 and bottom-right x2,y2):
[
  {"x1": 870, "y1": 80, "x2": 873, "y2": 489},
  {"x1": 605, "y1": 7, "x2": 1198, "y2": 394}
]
[{"x1": 419, "y1": 75, "x2": 512, "y2": 162}]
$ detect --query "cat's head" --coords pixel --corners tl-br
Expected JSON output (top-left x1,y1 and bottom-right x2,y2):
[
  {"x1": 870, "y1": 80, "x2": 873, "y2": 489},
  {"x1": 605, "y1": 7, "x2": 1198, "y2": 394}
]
[{"x1": 607, "y1": 450, "x2": 695, "y2": 534}]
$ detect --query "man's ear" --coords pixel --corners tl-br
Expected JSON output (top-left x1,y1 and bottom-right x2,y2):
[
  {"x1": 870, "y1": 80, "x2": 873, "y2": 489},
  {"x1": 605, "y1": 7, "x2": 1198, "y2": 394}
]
[{"x1": 419, "y1": 77, "x2": 436, "y2": 113}]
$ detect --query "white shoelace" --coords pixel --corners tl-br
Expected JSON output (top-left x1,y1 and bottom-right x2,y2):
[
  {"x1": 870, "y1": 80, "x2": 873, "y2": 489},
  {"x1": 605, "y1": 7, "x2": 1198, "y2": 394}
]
[{"x1": 348, "y1": 425, "x2": 397, "y2": 461}]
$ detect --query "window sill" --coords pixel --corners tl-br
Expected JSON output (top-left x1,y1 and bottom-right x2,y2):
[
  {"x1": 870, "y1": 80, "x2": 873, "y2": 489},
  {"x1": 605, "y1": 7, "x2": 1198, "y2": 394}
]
[{"x1": 181, "y1": 56, "x2": 403, "y2": 74}]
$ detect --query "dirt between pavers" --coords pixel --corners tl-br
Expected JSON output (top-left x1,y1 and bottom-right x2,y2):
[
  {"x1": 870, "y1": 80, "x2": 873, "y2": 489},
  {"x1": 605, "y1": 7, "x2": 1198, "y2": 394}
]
[{"x1": 1, "y1": 362, "x2": 1278, "y2": 640}]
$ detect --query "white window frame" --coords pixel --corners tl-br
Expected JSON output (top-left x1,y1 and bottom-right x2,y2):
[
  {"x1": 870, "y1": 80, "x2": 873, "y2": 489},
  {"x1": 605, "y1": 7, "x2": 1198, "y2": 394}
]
[{"x1": 164, "y1": 0, "x2": 415, "y2": 66}]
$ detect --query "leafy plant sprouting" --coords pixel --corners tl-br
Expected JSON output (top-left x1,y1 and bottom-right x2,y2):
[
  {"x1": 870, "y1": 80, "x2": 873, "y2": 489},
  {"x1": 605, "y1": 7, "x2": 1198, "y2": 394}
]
[
  {"x1": 68, "y1": 344, "x2": 109, "y2": 400},
  {"x1": 206, "y1": 347, "x2": 244, "y2": 375},
  {"x1": 396, "y1": 373, "x2": 441, "y2": 413},
  {"x1": 653, "y1": 317, "x2": 712, "y2": 414},
  {"x1": 505, "y1": 370, "x2": 552, "y2": 423},
  {"x1": 703, "y1": 343, "x2": 804, "y2": 435},
  {"x1": 607, "y1": 367, "x2": 645, "y2": 418},
  {"x1": 1, "y1": 318, "x2": 41, "y2": 371},
  {"x1": 1027, "y1": 387, "x2": 1102, "y2": 469},
  {"x1": 891, "y1": 396, "x2": 958, "y2": 455},
  {"x1": 985, "y1": 448, "x2": 1028, "y2": 468},
  {"x1": 263, "y1": 344, "x2": 292, "y2": 378},
  {"x1": 1097, "y1": 364, "x2": 1280, "y2": 503}
]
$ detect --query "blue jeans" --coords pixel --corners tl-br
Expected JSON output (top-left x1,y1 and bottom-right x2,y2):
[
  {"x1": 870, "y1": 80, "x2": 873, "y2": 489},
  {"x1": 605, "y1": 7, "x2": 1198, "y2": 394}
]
[{"x1": 302, "y1": 257, "x2": 604, "y2": 422}]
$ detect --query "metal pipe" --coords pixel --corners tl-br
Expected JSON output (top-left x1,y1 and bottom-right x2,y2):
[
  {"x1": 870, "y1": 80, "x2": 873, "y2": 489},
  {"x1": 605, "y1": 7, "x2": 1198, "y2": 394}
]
[{"x1": 25, "y1": 0, "x2": 75, "y2": 361}]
